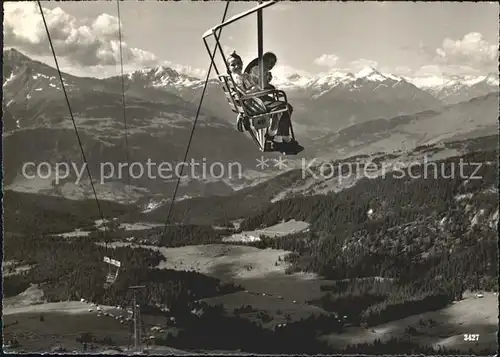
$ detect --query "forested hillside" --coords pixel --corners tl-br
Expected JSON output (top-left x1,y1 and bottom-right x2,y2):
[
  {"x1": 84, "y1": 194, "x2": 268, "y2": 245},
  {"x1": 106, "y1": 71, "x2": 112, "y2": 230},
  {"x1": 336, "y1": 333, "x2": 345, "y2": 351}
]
[
  {"x1": 3, "y1": 191, "x2": 137, "y2": 234},
  {"x1": 3, "y1": 234, "x2": 241, "y2": 308},
  {"x1": 3, "y1": 139, "x2": 497, "y2": 354},
  {"x1": 232, "y1": 148, "x2": 498, "y2": 325}
]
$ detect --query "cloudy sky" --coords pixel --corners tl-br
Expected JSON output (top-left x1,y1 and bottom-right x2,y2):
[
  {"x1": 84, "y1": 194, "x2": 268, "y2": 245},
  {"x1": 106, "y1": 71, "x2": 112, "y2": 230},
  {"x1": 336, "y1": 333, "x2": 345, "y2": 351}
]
[{"x1": 4, "y1": 1, "x2": 499, "y2": 79}]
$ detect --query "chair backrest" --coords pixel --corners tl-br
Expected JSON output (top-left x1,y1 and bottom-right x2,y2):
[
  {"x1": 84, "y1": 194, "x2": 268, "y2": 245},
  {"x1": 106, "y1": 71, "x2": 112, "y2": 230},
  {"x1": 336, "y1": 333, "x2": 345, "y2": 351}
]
[{"x1": 218, "y1": 75, "x2": 245, "y2": 115}]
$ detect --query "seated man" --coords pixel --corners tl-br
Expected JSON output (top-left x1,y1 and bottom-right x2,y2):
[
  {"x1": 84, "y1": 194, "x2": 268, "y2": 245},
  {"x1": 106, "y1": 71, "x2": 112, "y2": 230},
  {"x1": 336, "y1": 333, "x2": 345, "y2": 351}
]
[
  {"x1": 228, "y1": 51, "x2": 296, "y2": 149},
  {"x1": 244, "y1": 52, "x2": 277, "y2": 89}
]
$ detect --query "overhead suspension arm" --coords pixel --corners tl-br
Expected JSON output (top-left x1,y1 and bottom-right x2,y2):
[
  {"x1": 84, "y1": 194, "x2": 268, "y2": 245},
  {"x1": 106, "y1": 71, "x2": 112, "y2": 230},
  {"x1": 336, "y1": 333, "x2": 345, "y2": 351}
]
[
  {"x1": 257, "y1": 1, "x2": 264, "y2": 89},
  {"x1": 202, "y1": 1, "x2": 277, "y2": 39}
]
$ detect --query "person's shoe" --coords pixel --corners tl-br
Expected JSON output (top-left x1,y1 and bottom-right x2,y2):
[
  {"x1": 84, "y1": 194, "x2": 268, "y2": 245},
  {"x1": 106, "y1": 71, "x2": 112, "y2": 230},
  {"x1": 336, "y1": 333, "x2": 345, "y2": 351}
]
[
  {"x1": 279, "y1": 140, "x2": 304, "y2": 155},
  {"x1": 236, "y1": 115, "x2": 244, "y2": 132},
  {"x1": 264, "y1": 140, "x2": 275, "y2": 152}
]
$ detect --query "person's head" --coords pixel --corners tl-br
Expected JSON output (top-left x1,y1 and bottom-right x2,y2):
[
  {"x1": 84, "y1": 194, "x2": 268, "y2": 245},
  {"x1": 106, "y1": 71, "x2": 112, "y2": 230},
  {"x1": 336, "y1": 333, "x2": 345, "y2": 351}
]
[
  {"x1": 263, "y1": 52, "x2": 277, "y2": 71},
  {"x1": 227, "y1": 51, "x2": 243, "y2": 74}
]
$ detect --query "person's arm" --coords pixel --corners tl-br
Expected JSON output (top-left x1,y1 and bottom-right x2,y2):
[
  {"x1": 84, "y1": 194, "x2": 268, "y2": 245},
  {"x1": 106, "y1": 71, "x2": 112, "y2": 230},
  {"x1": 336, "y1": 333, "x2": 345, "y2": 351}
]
[
  {"x1": 267, "y1": 71, "x2": 272, "y2": 83},
  {"x1": 232, "y1": 74, "x2": 256, "y2": 95}
]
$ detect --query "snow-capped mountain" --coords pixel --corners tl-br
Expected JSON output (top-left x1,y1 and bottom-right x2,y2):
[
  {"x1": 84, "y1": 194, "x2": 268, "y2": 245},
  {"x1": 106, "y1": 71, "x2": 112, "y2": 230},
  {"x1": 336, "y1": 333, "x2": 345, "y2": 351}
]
[
  {"x1": 308, "y1": 67, "x2": 420, "y2": 101},
  {"x1": 122, "y1": 62, "x2": 497, "y2": 105},
  {"x1": 110, "y1": 65, "x2": 205, "y2": 96},
  {"x1": 2, "y1": 48, "x2": 263, "y2": 201},
  {"x1": 406, "y1": 73, "x2": 499, "y2": 104},
  {"x1": 262, "y1": 66, "x2": 498, "y2": 105},
  {"x1": 3, "y1": 48, "x2": 498, "y2": 203},
  {"x1": 106, "y1": 62, "x2": 498, "y2": 120},
  {"x1": 121, "y1": 65, "x2": 413, "y2": 98},
  {"x1": 104, "y1": 64, "x2": 226, "y2": 113},
  {"x1": 117, "y1": 65, "x2": 443, "y2": 132},
  {"x1": 270, "y1": 67, "x2": 405, "y2": 93},
  {"x1": 271, "y1": 67, "x2": 442, "y2": 130},
  {"x1": 105, "y1": 63, "x2": 498, "y2": 135},
  {"x1": 129, "y1": 66, "x2": 201, "y2": 88},
  {"x1": 3, "y1": 49, "x2": 88, "y2": 130},
  {"x1": 5, "y1": 47, "x2": 497, "y2": 135}
]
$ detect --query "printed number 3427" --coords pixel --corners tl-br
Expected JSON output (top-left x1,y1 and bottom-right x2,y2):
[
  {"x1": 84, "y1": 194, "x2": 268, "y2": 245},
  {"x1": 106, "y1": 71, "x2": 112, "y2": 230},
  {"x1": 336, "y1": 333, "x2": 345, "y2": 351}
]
[{"x1": 464, "y1": 334, "x2": 479, "y2": 341}]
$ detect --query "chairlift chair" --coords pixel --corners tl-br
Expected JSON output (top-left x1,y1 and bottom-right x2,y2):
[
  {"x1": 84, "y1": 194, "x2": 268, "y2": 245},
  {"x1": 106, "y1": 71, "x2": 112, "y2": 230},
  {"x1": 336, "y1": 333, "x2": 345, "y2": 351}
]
[
  {"x1": 202, "y1": 1, "x2": 303, "y2": 155},
  {"x1": 218, "y1": 73, "x2": 292, "y2": 151},
  {"x1": 103, "y1": 256, "x2": 121, "y2": 289}
]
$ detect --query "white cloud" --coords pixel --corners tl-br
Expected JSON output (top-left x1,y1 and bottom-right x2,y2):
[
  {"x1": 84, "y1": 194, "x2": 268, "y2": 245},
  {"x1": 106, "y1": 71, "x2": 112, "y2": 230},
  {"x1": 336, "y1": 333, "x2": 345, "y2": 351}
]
[
  {"x1": 408, "y1": 32, "x2": 498, "y2": 78},
  {"x1": 414, "y1": 64, "x2": 482, "y2": 77},
  {"x1": 435, "y1": 32, "x2": 498, "y2": 71},
  {"x1": 399, "y1": 32, "x2": 498, "y2": 79},
  {"x1": 4, "y1": 2, "x2": 159, "y2": 68},
  {"x1": 4, "y1": 2, "x2": 207, "y2": 80},
  {"x1": 313, "y1": 54, "x2": 340, "y2": 67},
  {"x1": 18, "y1": 53, "x2": 145, "y2": 78},
  {"x1": 311, "y1": 33, "x2": 497, "y2": 79},
  {"x1": 391, "y1": 66, "x2": 413, "y2": 76},
  {"x1": 313, "y1": 55, "x2": 382, "y2": 74}
]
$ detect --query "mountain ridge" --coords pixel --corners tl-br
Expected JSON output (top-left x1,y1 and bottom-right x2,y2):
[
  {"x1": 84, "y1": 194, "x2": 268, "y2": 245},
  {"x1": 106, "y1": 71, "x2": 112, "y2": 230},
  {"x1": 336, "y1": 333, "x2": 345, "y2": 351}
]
[
  {"x1": 6, "y1": 48, "x2": 496, "y2": 103},
  {"x1": 3, "y1": 48, "x2": 498, "y2": 205}
]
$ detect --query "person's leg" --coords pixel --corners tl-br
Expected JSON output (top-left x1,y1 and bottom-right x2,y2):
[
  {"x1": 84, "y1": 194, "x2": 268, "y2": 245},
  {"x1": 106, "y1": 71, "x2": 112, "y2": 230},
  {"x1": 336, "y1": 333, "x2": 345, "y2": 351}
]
[
  {"x1": 267, "y1": 113, "x2": 280, "y2": 137},
  {"x1": 262, "y1": 99, "x2": 286, "y2": 138},
  {"x1": 277, "y1": 111, "x2": 292, "y2": 143},
  {"x1": 284, "y1": 104, "x2": 294, "y2": 143}
]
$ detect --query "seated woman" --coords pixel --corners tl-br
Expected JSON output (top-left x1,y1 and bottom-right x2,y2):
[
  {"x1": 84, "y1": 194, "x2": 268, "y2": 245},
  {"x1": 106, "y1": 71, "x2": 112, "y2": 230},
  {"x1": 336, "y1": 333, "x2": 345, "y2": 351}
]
[{"x1": 227, "y1": 51, "x2": 297, "y2": 149}]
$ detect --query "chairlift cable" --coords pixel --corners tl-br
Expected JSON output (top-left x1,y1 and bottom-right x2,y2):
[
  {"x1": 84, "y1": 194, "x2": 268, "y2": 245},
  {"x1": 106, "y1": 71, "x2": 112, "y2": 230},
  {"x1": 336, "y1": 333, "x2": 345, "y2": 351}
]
[
  {"x1": 38, "y1": 1, "x2": 118, "y2": 292},
  {"x1": 160, "y1": 0, "x2": 231, "y2": 239},
  {"x1": 116, "y1": 0, "x2": 132, "y2": 206},
  {"x1": 37, "y1": 1, "x2": 108, "y2": 233}
]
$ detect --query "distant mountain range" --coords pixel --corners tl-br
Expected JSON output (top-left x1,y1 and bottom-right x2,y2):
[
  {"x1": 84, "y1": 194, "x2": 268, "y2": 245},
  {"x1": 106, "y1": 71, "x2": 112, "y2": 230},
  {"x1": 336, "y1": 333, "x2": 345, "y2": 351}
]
[
  {"x1": 3, "y1": 49, "x2": 262, "y2": 201},
  {"x1": 105, "y1": 61, "x2": 498, "y2": 132},
  {"x1": 3, "y1": 48, "x2": 498, "y2": 203},
  {"x1": 106, "y1": 65, "x2": 442, "y2": 134},
  {"x1": 407, "y1": 73, "x2": 499, "y2": 104}
]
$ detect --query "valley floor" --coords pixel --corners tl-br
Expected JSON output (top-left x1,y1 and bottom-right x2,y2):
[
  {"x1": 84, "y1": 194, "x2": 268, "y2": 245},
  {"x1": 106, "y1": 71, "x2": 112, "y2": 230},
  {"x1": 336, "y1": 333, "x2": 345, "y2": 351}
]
[
  {"x1": 4, "y1": 277, "x2": 497, "y2": 354},
  {"x1": 105, "y1": 242, "x2": 331, "y2": 307},
  {"x1": 6, "y1": 241, "x2": 496, "y2": 354},
  {"x1": 222, "y1": 219, "x2": 310, "y2": 242}
]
